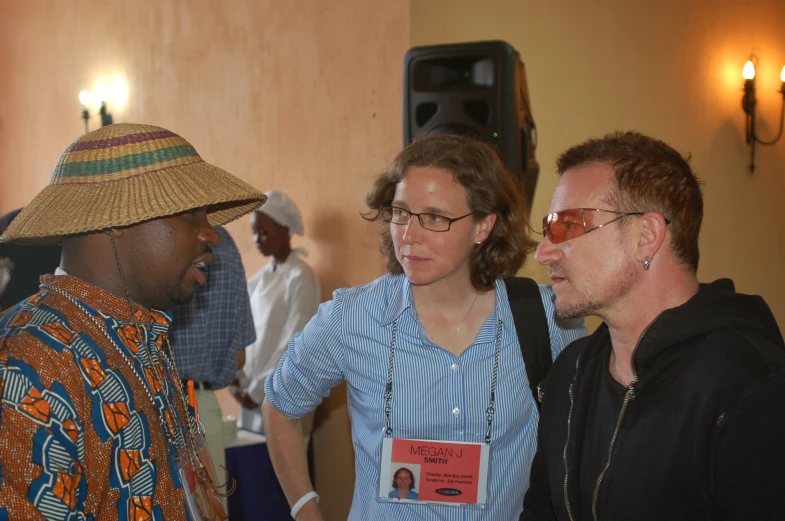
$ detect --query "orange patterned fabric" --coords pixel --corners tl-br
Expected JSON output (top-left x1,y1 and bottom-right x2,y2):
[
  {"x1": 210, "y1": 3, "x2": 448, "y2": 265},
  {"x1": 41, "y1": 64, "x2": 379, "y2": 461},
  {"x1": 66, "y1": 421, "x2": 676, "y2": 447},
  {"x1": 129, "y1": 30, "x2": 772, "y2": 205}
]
[
  {"x1": 18, "y1": 387, "x2": 51, "y2": 422},
  {"x1": 0, "y1": 275, "x2": 190, "y2": 520}
]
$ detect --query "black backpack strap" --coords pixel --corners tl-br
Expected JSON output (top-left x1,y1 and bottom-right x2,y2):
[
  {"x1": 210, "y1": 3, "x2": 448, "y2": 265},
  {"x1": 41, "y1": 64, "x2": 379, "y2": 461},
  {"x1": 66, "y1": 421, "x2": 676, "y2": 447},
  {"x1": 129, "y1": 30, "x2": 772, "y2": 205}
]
[{"x1": 504, "y1": 277, "x2": 552, "y2": 408}]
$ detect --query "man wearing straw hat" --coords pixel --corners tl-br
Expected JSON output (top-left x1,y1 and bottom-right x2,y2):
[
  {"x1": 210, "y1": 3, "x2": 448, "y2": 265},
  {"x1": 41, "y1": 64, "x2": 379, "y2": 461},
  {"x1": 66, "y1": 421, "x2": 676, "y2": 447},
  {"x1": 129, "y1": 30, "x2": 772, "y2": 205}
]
[{"x1": 0, "y1": 123, "x2": 265, "y2": 520}]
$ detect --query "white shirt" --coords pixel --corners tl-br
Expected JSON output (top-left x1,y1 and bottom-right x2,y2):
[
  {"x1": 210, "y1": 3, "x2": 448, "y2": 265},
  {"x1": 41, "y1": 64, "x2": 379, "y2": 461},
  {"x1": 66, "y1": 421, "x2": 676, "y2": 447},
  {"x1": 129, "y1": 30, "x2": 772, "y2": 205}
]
[{"x1": 239, "y1": 252, "x2": 321, "y2": 432}]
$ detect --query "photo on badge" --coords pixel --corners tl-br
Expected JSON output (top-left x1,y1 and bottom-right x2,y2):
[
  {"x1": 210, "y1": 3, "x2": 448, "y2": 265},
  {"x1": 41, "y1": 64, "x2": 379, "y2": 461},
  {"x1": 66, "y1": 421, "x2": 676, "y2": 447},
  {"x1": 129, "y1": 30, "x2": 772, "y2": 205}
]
[{"x1": 388, "y1": 464, "x2": 420, "y2": 501}]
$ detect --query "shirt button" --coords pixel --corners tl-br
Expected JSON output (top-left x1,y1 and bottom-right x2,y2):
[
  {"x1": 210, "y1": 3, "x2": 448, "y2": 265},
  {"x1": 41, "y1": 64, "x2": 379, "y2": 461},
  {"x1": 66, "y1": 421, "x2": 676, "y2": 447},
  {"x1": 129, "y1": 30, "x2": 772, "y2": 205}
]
[
  {"x1": 452, "y1": 407, "x2": 460, "y2": 416},
  {"x1": 451, "y1": 363, "x2": 459, "y2": 372}
]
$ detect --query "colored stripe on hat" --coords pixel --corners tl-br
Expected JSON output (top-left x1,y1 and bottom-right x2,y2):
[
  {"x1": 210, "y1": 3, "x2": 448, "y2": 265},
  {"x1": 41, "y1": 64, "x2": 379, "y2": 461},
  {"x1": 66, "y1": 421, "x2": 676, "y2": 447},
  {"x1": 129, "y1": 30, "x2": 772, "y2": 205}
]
[
  {"x1": 68, "y1": 130, "x2": 178, "y2": 152},
  {"x1": 56, "y1": 145, "x2": 200, "y2": 178},
  {"x1": 54, "y1": 157, "x2": 203, "y2": 185},
  {"x1": 62, "y1": 136, "x2": 192, "y2": 164}
]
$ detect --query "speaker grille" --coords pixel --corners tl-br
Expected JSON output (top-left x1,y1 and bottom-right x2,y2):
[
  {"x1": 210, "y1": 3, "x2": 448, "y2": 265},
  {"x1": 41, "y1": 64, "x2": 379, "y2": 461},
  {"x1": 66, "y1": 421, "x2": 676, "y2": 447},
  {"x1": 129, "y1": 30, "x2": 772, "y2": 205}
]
[
  {"x1": 463, "y1": 100, "x2": 491, "y2": 125},
  {"x1": 415, "y1": 102, "x2": 439, "y2": 127},
  {"x1": 412, "y1": 56, "x2": 495, "y2": 91}
]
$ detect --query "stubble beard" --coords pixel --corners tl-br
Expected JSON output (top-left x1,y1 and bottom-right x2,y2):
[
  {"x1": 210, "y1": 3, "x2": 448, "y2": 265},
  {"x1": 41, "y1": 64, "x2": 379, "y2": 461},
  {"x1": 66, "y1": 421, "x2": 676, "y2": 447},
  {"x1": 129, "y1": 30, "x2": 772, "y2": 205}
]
[
  {"x1": 553, "y1": 263, "x2": 637, "y2": 321},
  {"x1": 163, "y1": 268, "x2": 193, "y2": 308},
  {"x1": 130, "y1": 255, "x2": 194, "y2": 310},
  {"x1": 154, "y1": 247, "x2": 212, "y2": 309}
]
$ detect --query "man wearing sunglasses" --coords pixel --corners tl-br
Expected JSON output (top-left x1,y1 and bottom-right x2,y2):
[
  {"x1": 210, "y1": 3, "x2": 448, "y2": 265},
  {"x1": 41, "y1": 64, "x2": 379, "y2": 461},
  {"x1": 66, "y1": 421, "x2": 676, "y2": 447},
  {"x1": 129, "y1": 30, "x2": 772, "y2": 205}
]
[{"x1": 522, "y1": 131, "x2": 785, "y2": 521}]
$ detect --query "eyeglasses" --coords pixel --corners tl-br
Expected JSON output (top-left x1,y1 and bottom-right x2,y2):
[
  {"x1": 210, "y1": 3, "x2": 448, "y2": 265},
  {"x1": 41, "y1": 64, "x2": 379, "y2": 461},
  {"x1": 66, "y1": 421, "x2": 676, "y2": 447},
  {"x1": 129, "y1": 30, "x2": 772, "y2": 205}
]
[
  {"x1": 381, "y1": 206, "x2": 476, "y2": 232},
  {"x1": 542, "y1": 208, "x2": 670, "y2": 244}
]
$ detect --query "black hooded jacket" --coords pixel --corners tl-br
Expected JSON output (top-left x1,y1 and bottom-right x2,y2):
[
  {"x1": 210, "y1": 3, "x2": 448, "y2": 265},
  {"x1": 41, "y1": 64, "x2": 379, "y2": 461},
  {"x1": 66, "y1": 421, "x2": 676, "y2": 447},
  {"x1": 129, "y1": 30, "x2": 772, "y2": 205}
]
[{"x1": 522, "y1": 279, "x2": 785, "y2": 521}]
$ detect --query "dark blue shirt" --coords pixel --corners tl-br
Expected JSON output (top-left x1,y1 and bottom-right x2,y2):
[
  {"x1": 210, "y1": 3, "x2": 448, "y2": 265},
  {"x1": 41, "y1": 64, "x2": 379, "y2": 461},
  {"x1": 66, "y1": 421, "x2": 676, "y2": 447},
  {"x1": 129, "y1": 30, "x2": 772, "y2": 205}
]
[{"x1": 170, "y1": 226, "x2": 255, "y2": 388}]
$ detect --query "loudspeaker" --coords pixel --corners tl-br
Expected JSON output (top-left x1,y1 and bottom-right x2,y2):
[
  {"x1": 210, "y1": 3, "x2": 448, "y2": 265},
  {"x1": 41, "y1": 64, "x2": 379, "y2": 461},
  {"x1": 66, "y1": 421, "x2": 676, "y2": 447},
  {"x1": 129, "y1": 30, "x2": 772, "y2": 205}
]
[{"x1": 403, "y1": 40, "x2": 539, "y2": 210}]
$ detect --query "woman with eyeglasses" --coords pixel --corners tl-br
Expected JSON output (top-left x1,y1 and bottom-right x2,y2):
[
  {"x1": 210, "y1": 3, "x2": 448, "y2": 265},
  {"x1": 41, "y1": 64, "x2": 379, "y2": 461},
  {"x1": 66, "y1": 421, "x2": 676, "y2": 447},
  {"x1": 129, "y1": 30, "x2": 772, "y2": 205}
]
[{"x1": 262, "y1": 133, "x2": 586, "y2": 521}]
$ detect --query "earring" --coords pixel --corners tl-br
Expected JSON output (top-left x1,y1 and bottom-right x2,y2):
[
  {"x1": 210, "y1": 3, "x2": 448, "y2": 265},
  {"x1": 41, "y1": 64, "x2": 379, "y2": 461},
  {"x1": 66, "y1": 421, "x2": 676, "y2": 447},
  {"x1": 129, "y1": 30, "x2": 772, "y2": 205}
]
[
  {"x1": 643, "y1": 257, "x2": 651, "y2": 270},
  {"x1": 476, "y1": 241, "x2": 482, "y2": 245}
]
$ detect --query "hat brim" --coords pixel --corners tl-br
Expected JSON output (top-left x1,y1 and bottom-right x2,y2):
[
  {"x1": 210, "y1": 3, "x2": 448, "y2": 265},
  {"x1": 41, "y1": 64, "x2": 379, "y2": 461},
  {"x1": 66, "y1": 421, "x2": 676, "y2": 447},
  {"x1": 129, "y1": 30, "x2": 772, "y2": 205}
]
[{"x1": 0, "y1": 160, "x2": 266, "y2": 244}]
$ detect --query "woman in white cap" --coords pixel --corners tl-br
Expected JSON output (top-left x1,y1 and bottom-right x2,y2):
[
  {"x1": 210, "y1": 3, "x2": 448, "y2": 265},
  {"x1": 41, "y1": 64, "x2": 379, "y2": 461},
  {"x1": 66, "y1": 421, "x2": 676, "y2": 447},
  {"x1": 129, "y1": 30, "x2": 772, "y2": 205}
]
[{"x1": 231, "y1": 190, "x2": 321, "y2": 433}]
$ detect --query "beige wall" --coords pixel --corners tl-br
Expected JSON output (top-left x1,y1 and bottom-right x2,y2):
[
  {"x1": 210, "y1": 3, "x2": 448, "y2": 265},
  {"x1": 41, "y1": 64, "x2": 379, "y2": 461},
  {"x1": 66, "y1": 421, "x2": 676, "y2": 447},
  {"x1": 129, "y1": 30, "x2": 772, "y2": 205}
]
[
  {"x1": 413, "y1": 0, "x2": 785, "y2": 330},
  {"x1": 3, "y1": 1, "x2": 785, "y2": 518},
  {"x1": 0, "y1": 1, "x2": 409, "y2": 519}
]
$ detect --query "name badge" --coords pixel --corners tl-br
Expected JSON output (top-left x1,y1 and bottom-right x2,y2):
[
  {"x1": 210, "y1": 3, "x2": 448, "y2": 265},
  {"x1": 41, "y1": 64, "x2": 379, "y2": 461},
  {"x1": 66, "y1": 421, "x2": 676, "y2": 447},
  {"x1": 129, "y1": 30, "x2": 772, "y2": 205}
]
[{"x1": 378, "y1": 437, "x2": 490, "y2": 505}]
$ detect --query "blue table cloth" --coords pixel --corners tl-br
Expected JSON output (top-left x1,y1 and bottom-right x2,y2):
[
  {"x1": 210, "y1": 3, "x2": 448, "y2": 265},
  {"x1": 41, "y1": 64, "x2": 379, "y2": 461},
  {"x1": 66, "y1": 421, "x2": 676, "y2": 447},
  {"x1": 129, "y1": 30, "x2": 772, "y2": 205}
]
[{"x1": 225, "y1": 429, "x2": 291, "y2": 521}]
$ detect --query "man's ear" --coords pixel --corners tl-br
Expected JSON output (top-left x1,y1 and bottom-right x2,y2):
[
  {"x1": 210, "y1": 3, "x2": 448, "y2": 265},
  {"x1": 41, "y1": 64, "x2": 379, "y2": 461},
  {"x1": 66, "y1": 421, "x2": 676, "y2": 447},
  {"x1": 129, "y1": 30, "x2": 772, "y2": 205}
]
[{"x1": 636, "y1": 212, "x2": 668, "y2": 263}]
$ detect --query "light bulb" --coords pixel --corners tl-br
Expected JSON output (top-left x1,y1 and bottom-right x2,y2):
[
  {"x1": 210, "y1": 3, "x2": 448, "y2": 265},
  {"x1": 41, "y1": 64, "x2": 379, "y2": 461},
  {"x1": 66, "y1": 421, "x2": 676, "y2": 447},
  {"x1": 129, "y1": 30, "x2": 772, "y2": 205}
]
[
  {"x1": 742, "y1": 60, "x2": 756, "y2": 80},
  {"x1": 79, "y1": 90, "x2": 91, "y2": 107},
  {"x1": 780, "y1": 65, "x2": 785, "y2": 83}
]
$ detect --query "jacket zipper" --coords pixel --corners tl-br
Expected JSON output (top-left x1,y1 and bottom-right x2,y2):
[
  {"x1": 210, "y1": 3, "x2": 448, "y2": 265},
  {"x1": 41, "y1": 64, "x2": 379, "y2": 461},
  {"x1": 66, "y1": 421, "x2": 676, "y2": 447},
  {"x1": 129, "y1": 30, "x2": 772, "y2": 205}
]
[
  {"x1": 591, "y1": 385, "x2": 635, "y2": 520},
  {"x1": 590, "y1": 313, "x2": 663, "y2": 521},
  {"x1": 562, "y1": 353, "x2": 581, "y2": 521}
]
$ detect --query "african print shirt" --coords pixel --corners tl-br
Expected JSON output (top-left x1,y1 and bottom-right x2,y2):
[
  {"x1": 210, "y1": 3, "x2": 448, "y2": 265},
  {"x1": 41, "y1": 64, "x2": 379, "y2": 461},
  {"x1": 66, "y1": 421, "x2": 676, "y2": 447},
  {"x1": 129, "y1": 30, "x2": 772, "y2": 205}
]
[{"x1": 0, "y1": 275, "x2": 191, "y2": 521}]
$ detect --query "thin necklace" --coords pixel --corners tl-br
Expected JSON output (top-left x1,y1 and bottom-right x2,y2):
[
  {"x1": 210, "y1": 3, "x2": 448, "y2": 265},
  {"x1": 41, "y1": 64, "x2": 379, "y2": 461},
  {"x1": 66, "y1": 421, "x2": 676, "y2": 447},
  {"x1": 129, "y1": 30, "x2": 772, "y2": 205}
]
[
  {"x1": 109, "y1": 235, "x2": 202, "y2": 461},
  {"x1": 419, "y1": 292, "x2": 479, "y2": 346}
]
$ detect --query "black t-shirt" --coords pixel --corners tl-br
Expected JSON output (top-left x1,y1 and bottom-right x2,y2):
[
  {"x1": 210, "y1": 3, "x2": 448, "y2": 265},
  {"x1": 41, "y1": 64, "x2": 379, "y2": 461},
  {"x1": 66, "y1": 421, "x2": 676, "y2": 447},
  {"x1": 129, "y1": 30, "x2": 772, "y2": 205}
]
[{"x1": 578, "y1": 346, "x2": 628, "y2": 520}]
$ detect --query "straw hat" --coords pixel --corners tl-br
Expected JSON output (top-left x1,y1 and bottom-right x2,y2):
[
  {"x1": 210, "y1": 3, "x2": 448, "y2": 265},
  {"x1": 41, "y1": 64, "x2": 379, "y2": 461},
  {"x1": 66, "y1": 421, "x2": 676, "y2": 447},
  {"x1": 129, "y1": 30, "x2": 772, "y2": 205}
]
[{"x1": 0, "y1": 123, "x2": 266, "y2": 243}]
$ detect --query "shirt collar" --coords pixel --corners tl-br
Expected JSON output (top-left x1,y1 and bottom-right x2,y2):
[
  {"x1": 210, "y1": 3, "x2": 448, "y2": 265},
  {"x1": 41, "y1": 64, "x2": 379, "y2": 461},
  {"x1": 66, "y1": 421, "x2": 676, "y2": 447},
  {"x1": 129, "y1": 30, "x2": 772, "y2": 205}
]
[
  {"x1": 40, "y1": 273, "x2": 173, "y2": 327},
  {"x1": 494, "y1": 278, "x2": 518, "y2": 337},
  {"x1": 381, "y1": 275, "x2": 412, "y2": 326},
  {"x1": 380, "y1": 276, "x2": 518, "y2": 338}
]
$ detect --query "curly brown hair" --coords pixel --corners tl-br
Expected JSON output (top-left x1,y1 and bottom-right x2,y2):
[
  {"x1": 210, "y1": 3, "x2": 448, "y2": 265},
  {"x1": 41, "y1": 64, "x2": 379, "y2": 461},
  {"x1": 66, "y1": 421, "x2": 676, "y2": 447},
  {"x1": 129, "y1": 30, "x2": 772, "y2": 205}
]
[
  {"x1": 556, "y1": 131, "x2": 703, "y2": 272},
  {"x1": 364, "y1": 134, "x2": 536, "y2": 291}
]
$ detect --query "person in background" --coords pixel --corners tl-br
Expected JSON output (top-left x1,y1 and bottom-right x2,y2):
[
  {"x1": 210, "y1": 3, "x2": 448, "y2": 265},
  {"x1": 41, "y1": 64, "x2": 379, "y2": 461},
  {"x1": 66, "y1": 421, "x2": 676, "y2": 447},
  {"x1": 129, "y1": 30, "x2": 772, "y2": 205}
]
[
  {"x1": 0, "y1": 208, "x2": 61, "y2": 311},
  {"x1": 522, "y1": 131, "x2": 785, "y2": 520},
  {"x1": 231, "y1": 190, "x2": 321, "y2": 434},
  {"x1": 0, "y1": 257, "x2": 11, "y2": 301},
  {"x1": 262, "y1": 134, "x2": 586, "y2": 521},
  {"x1": 0, "y1": 123, "x2": 265, "y2": 520},
  {"x1": 169, "y1": 225, "x2": 256, "y2": 491}
]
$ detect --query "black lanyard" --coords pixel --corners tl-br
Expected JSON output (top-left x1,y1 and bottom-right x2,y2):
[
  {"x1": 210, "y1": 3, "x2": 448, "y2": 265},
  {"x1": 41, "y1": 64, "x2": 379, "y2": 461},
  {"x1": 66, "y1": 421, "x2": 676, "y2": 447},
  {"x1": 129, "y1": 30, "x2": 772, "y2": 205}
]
[{"x1": 383, "y1": 318, "x2": 503, "y2": 444}]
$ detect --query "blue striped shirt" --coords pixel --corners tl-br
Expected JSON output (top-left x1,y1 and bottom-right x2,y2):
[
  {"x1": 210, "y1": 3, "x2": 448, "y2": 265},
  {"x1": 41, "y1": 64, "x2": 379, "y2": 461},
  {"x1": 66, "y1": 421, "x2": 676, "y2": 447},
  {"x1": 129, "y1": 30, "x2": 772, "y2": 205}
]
[
  {"x1": 170, "y1": 226, "x2": 256, "y2": 389},
  {"x1": 265, "y1": 274, "x2": 586, "y2": 520}
]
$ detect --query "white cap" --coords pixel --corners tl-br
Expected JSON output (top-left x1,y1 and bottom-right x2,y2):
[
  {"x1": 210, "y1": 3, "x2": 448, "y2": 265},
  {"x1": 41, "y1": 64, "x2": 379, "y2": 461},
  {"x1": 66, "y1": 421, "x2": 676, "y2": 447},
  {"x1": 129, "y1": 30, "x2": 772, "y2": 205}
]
[{"x1": 258, "y1": 190, "x2": 304, "y2": 236}]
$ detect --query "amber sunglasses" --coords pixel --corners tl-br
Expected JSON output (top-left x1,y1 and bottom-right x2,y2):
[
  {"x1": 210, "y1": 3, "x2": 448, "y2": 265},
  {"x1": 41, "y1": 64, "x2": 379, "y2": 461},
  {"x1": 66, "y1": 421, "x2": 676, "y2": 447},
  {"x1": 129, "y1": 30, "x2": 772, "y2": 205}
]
[{"x1": 542, "y1": 208, "x2": 669, "y2": 244}]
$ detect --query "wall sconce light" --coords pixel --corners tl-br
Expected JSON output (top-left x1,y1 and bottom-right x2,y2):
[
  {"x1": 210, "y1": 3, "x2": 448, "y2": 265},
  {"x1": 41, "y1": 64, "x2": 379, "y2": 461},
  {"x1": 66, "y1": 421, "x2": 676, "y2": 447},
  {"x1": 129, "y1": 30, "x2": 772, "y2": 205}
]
[
  {"x1": 79, "y1": 90, "x2": 91, "y2": 134},
  {"x1": 741, "y1": 54, "x2": 785, "y2": 172},
  {"x1": 77, "y1": 84, "x2": 113, "y2": 134},
  {"x1": 95, "y1": 83, "x2": 113, "y2": 127}
]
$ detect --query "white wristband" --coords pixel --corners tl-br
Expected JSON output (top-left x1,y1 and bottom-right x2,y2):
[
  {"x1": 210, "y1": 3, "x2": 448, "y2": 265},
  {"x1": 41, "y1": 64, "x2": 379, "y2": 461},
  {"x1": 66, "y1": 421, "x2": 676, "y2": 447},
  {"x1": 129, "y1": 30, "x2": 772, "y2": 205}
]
[{"x1": 290, "y1": 490, "x2": 320, "y2": 519}]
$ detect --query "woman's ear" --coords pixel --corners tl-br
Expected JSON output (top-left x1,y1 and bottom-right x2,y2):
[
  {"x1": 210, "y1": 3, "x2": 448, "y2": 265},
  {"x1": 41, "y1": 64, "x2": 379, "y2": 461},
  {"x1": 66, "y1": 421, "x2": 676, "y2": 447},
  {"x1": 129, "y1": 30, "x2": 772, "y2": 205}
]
[{"x1": 475, "y1": 212, "x2": 497, "y2": 243}]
